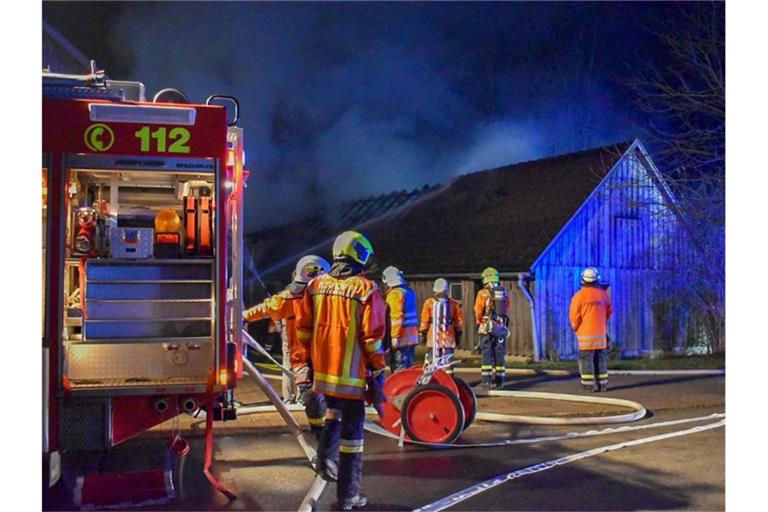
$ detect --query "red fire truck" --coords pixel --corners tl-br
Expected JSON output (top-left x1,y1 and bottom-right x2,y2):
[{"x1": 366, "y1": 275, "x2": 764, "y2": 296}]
[{"x1": 42, "y1": 68, "x2": 246, "y2": 497}]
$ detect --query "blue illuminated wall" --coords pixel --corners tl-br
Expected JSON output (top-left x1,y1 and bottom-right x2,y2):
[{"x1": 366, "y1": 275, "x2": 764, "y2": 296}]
[{"x1": 530, "y1": 141, "x2": 688, "y2": 359}]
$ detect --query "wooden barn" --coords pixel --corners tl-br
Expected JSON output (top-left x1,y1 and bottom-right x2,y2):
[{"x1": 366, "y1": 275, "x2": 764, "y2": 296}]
[{"x1": 246, "y1": 139, "x2": 693, "y2": 360}]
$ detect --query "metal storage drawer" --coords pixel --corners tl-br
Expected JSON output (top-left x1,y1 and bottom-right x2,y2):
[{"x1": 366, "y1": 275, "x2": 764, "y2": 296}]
[
  {"x1": 84, "y1": 319, "x2": 211, "y2": 340},
  {"x1": 87, "y1": 262, "x2": 212, "y2": 281},
  {"x1": 86, "y1": 301, "x2": 211, "y2": 320},
  {"x1": 86, "y1": 282, "x2": 211, "y2": 301},
  {"x1": 83, "y1": 260, "x2": 214, "y2": 343}
]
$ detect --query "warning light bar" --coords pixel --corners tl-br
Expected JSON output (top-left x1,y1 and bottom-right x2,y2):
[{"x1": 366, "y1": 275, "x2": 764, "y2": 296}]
[{"x1": 89, "y1": 103, "x2": 196, "y2": 125}]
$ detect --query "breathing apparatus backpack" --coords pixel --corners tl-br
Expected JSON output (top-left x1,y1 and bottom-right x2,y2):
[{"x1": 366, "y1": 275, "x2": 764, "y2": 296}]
[{"x1": 483, "y1": 285, "x2": 510, "y2": 338}]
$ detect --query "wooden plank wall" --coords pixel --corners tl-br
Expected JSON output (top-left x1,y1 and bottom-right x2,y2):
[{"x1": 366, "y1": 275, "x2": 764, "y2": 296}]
[{"x1": 531, "y1": 151, "x2": 688, "y2": 360}]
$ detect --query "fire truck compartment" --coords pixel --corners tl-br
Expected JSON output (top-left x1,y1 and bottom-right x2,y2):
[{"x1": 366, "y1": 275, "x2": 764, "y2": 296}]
[{"x1": 59, "y1": 165, "x2": 221, "y2": 394}]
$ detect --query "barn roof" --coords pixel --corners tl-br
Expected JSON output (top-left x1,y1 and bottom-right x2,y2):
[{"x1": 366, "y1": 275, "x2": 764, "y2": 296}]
[
  {"x1": 367, "y1": 140, "x2": 634, "y2": 275},
  {"x1": 248, "y1": 140, "x2": 634, "y2": 279},
  {"x1": 246, "y1": 185, "x2": 442, "y2": 279}
]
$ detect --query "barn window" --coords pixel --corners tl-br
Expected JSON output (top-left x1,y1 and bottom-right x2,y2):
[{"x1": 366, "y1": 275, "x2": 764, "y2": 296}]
[{"x1": 450, "y1": 282, "x2": 463, "y2": 302}]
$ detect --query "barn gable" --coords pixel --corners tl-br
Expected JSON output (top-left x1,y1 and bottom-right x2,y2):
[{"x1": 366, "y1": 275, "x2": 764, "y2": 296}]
[{"x1": 531, "y1": 140, "x2": 687, "y2": 359}]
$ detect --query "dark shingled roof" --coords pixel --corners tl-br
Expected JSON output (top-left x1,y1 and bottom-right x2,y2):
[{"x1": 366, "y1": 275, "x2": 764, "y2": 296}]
[
  {"x1": 365, "y1": 141, "x2": 633, "y2": 275},
  {"x1": 246, "y1": 185, "x2": 441, "y2": 279},
  {"x1": 247, "y1": 141, "x2": 633, "y2": 279}
]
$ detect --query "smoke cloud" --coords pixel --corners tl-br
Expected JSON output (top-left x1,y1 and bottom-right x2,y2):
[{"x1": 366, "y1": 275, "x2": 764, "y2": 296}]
[{"x1": 61, "y1": 1, "x2": 659, "y2": 232}]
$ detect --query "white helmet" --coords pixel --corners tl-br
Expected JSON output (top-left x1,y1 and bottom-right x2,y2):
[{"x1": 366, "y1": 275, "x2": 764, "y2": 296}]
[
  {"x1": 382, "y1": 266, "x2": 406, "y2": 287},
  {"x1": 433, "y1": 278, "x2": 449, "y2": 294},
  {"x1": 581, "y1": 267, "x2": 600, "y2": 284},
  {"x1": 294, "y1": 255, "x2": 330, "y2": 283}
]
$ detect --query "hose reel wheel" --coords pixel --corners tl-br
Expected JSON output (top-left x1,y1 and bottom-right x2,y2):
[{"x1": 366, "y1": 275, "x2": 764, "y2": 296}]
[
  {"x1": 379, "y1": 367, "x2": 459, "y2": 436},
  {"x1": 451, "y1": 376, "x2": 477, "y2": 431},
  {"x1": 401, "y1": 383, "x2": 465, "y2": 444}
]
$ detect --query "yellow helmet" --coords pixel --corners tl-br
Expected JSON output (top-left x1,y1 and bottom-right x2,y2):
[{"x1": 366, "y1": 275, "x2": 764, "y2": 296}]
[
  {"x1": 481, "y1": 267, "x2": 500, "y2": 285},
  {"x1": 155, "y1": 209, "x2": 180, "y2": 233},
  {"x1": 332, "y1": 231, "x2": 374, "y2": 265}
]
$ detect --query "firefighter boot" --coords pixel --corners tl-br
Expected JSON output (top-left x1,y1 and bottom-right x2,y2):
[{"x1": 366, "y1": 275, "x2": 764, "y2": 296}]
[
  {"x1": 336, "y1": 451, "x2": 366, "y2": 510},
  {"x1": 338, "y1": 494, "x2": 368, "y2": 511},
  {"x1": 478, "y1": 370, "x2": 493, "y2": 391},
  {"x1": 315, "y1": 419, "x2": 341, "y2": 482},
  {"x1": 494, "y1": 371, "x2": 505, "y2": 390}
]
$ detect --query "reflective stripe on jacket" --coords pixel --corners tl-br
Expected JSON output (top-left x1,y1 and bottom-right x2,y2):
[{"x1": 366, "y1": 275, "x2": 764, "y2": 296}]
[
  {"x1": 474, "y1": 286, "x2": 510, "y2": 334},
  {"x1": 243, "y1": 288, "x2": 308, "y2": 369},
  {"x1": 385, "y1": 285, "x2": 419, "y2": 349},
  {"x1": 419, "y1": 297, "x2": 463, "y2": 349},
  {"x1": 569, "y1": 285, "x2": 612, "y2": 350},
  {"x1": 295, "y1": 274, "x2": 386, "y2": 400}
]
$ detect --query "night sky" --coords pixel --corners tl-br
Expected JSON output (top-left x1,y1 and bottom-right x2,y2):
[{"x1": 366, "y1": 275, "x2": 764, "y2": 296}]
[{"x1": 42, "y1": 1, "x2": 719, "y2": 233}]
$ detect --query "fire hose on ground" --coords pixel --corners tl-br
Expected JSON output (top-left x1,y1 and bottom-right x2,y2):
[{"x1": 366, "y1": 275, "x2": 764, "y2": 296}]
[{"x1": 227, "y1": 332, "x2": 721, "y2": 511}]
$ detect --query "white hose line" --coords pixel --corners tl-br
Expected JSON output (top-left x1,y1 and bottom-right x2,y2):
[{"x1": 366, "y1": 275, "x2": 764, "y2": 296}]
[
  {"x1": 242, "y1": 330, "x2": 295, "y2": 379},
  {"x1": 241, "y1": 358, "x2": 317, "y2": 463},
  {"x1": 222, "y1": 399, "x2": 718, "y2": 453},
  {"x1": 414, "y1": 418, "x2": 726, "y2": 512},
  {"x1": 472, "y1": 389, "x2": 647, "y2": 425},
  {"x1": 298, "y1": 475, "x2": 328, "y2": 512},
  {"x1": 453, "y1": 367, "x2": 724, "y2": 377},
  {"x1": 364, "y1": 412, "x2": 724, "y2": 449},
  {"x1": 607, "y1": 369, "x2": 724, "y2": 376}
]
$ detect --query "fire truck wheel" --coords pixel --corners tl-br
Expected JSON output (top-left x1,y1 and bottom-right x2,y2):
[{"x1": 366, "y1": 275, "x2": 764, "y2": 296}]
[
  {"x1": 401, "y1": 384, "x2": 465, "y2": 444},
  {"x1": 452, "y1": 376, "x2": 478, "y2": 431}
]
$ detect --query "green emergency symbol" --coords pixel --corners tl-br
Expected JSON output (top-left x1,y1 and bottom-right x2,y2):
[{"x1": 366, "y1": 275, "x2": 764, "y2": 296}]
[{"x1": 84, "y1": 123, "x2": 115, "y2": 152}]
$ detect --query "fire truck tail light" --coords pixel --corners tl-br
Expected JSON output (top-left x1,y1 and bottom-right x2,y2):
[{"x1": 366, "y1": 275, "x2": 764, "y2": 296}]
[
  {"x1": 218, "y1": 369, "x2": 229, "y2": 387},
  {"x1": 89, "y1": 104, "x2": 196, "y2": 125}
]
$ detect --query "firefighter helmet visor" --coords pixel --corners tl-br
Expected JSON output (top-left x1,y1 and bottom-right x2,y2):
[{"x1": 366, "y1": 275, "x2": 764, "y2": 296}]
[{"x1": 332, "y1": 231, "x2": 374, "y2": 266}]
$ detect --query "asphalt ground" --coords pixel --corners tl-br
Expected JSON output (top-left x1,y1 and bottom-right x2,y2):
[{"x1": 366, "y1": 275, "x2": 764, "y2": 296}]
[{"x1": 44, "y1": 372, "x2": 725, "y2": 511}]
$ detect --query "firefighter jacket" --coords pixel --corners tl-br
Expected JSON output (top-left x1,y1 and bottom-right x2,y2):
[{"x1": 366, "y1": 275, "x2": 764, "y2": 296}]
[
  {"x1": 243, "y1": 284, "x2": 308, "y2": 370},
  {"x1": 420, "y1": 297, "x2": 464, "y2": 349},
  {"x1": 385, "y1": 285, "x2": 419, "y2": 349},
  {"x1": 295, "y1": 273, "x2": 387, "y2": 400},
  {"x1": 474, "y1": 285, "x2": 510, "y2": 335},
  {"x1": 569, "y1": 285, "x2": 612, "y2": 351}
]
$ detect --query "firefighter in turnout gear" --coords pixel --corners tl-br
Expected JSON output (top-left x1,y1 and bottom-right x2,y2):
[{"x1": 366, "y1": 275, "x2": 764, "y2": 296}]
[
  {"x1": 419, "y1": 278, "x2": 464, "y2": 375},
  {"x1": 474, "y1": 267, "x2": 510, "y2": 389},
  {"x1": 295, "y1": 231, "x2": 387, "y2": 510},
  {"x1": 569, "y1": 267, "x2": 612, "y2": 392},
  {"x1": 382, "y1": 266, "x2": 419, "y2": 372},
  {"x1": 243, "y1": 255, "x2": 331, "y2": 439}
]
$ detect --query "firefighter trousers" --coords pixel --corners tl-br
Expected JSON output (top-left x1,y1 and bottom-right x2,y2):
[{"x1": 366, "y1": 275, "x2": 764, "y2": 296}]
[
  {"x1": 391, "y1": 345, "x2": 416, "y2": 373},
  {"x1": 317, "y1": 396, "x2": 366, "y2": 502},
  {"x1": 480, "y1": 335, "x2": 506, "y2": 387},
  {"x1": 578, "y1": 349, "x2": 608, "y2": 388}
]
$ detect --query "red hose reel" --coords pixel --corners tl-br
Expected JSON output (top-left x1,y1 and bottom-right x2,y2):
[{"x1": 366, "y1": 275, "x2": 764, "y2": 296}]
[{"x1": 379, "y1": 366, "x2": 477, "y2": 444}]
